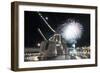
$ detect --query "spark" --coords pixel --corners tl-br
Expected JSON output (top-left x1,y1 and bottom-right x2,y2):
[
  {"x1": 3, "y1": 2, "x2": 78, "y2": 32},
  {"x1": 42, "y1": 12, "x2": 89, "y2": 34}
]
[{"x1": 61, "y1": 19, "x2": 83, "y2": 43}]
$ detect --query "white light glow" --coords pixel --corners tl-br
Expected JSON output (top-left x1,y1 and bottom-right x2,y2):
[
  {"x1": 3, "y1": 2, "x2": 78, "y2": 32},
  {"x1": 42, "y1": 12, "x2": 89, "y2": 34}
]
[
  {"x1": 45, "y1": 17, "x2": 48, "y2": 20},
  {"x1": 37, "y1": 43, "x2": 40, "y2": 47},
  {"x1": 61, "y1": 20, "x2": 83, "y2": 43},
  {"x1": 72, "y1": 43, "x2": 76, "y2": 48}
]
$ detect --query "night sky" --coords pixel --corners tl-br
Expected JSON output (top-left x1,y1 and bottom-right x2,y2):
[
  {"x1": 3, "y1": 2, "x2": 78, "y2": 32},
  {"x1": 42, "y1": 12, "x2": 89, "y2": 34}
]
[{"x1": 24, "y1": 11, "x2": 90, "y2": 48}]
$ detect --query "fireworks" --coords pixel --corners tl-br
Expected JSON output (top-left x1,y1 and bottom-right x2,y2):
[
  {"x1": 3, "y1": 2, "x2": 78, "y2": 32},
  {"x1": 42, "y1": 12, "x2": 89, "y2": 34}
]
[{"x1": 60, "y1": 19, "x2": 83, "y2": 43}]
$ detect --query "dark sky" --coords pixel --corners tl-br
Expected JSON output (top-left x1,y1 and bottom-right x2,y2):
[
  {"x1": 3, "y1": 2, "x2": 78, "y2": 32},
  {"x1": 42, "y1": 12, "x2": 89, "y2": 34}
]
[{"x1": 24, "y1": 11, "x2": 90, "y2": 48}]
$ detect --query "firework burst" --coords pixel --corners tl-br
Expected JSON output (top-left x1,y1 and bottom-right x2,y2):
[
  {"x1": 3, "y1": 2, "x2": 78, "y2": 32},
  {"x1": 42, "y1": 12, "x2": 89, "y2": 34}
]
[{"x1": 60, "y1": 19, "x2": 83, "y2": 43}]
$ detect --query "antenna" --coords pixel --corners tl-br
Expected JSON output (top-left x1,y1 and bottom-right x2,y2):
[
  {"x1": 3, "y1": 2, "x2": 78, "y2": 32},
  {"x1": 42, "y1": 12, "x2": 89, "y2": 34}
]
[
  {"x1": 38, "y1": 28, "x2": 47, "y2": 41},
  {"x1": 37, "y1": 12, "x2": 56, "y2": 33}
]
